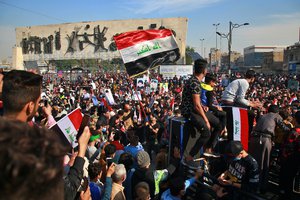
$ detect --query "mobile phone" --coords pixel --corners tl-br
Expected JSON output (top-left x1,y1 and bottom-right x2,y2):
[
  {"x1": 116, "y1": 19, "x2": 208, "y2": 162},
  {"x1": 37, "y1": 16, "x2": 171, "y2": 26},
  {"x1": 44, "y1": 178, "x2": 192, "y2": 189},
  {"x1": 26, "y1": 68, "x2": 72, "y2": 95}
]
[
  {"x1": 44, "y1": 99, "x2": 48, "y2": 107},
  {"x1": 106, "y1": 157, "x2": 113, "y2": 167},
  {"x1": 81, "y1": 177, "x2": 89, "y2": 192},
  {"x1": 76, "y1": 114, "x2": 90, "y2": 140}
]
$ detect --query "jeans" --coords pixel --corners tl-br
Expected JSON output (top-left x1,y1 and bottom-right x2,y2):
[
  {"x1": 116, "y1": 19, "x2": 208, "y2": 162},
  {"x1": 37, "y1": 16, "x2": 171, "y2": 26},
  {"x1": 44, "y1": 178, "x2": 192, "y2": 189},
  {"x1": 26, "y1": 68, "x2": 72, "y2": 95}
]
[{"x1": 183, "y1": 111, "x2": 211, "y2": 158}]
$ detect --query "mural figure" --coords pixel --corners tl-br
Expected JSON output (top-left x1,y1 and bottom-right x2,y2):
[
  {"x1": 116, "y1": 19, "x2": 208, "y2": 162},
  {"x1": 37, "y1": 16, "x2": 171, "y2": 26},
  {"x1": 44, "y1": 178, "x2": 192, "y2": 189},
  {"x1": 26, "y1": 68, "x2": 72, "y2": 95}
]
[
  {"x1": 32, "y1": 36, "x2": 42, "y2": 54},
  {"x1": 55, "y1": 31, "x2": 61, "y2": 50},
  {"x1": 21, "y1": 38, "x2": 28, "y2": 54},
  {"x1": 42, "y1": 35, "x2": 53, "y2": 54},
  {"x1": 94, "y1": 25, "x2": 108, "y2": 52},
  {"x1": 66, "y1": 31, "x2": 78, "y2": 53}
]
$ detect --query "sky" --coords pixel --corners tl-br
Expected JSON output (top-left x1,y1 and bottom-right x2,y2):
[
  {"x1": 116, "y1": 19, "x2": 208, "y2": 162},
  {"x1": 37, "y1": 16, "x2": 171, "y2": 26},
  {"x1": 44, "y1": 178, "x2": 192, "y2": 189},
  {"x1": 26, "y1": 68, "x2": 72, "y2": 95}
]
[{"x1": 0, "y1": 0, "x2": 299, "y2": 60}]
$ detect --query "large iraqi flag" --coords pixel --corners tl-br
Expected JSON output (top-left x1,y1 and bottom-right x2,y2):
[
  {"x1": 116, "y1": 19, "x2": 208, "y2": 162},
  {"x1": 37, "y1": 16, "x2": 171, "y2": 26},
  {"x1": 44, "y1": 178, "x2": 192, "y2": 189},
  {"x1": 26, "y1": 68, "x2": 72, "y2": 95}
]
[
  {"x1": 223, "y1": 107, "x2": 249, "y2": 150},
  {"x1": 114, "y1": 29, "x2": 180, "y2": 77},
  {"x1": 50, "y1": 108, "x2": 83, "y2": 148}
]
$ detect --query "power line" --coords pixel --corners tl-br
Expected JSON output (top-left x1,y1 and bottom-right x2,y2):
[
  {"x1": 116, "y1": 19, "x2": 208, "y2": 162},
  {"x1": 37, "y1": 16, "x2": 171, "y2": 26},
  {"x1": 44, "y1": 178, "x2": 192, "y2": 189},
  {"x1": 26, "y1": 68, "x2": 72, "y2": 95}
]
[{"x1": 0, "y1": 0, "x2": 67, "y2": 23}]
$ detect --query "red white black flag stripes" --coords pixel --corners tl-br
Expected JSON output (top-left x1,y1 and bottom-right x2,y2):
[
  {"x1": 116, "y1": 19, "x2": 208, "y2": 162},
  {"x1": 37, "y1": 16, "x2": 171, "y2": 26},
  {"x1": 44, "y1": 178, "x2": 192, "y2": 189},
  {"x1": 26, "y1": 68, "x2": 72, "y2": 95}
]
[
  {"x1": 50, "y1": 108, "x2": 83, "y2": 148},
  {"x1": 223, "y1": 107, "x2": 249, "y2": 150},
  {"x1": 114, "y1": 29, "x2": 180, "y2": 77}
]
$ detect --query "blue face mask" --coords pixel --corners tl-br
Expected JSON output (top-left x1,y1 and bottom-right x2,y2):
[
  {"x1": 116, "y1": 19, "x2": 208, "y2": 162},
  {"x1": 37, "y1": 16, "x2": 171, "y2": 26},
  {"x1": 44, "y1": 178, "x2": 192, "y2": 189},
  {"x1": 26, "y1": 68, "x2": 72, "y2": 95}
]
[
  {"x1": 102, "y1": 128, "x2": 107, "y2": 133},
  {"x1": 233, "y1": 157, "x2": 241, "y2": 161}
]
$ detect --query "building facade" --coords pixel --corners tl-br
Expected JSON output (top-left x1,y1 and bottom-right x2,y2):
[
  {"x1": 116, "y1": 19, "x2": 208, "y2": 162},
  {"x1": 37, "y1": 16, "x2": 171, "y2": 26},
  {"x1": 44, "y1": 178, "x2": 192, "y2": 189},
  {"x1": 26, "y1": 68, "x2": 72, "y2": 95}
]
[
  {"x1": 209, "y1": 48, "x2": 221, "y2": 72},
  {"x1": 262, "y1": 49, "x2": 284, "y2": 72},
  {"x1": 284, "y1": 42, "x2": 300, "y2": 72},
  {"x1": 220, "y1": 51, "x2": 242, "y2": 70},
  {"x1": 244, "y1": 45, "x2": 286, "y2": 68},
  {"x1": 13, "y1": 17, "x2": 188, "y2": 69}
]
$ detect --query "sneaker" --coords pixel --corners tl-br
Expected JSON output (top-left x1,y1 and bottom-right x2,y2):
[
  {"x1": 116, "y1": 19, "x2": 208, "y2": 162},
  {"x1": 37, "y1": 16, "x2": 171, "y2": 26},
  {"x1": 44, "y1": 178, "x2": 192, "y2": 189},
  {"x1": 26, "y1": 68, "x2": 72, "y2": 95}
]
[
  {"x1": 203, "y1": 152, "x2": 221, "y2": 158},
  {"x1": 181, "y1": 159, "x2": 202, "y2": 170}
]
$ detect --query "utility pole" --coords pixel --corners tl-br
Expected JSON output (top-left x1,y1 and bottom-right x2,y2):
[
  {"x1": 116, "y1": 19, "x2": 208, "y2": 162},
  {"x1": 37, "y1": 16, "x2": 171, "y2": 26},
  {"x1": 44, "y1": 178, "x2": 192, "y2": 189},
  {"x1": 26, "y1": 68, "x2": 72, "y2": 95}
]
[
  {"x1": 228, "y1": 21, "x2": 232, "y2": 75},
  {"x1": 217, "y1": 21, "x2": 249, "y2": 75},
  {"x1": 200, "y1": 38, "x2": 205, "y2": 57}
]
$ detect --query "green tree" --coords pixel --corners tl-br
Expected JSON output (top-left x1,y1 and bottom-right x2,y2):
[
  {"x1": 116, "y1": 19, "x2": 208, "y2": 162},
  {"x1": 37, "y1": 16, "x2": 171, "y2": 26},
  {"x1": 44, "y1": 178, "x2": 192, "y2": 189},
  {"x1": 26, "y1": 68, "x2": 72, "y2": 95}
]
[
  {"x1": 55, "y1": 59, "x2": 79, "y2": 71},
  {"x1": 186, "y1": 46, "x2": 195, "y2": 65}
]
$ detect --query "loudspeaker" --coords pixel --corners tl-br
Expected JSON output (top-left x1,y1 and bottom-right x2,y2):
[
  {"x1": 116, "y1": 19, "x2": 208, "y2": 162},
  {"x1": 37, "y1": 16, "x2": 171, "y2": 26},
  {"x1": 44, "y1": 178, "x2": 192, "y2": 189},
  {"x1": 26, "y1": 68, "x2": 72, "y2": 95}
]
[{"x1": 168, "y1": 117, "x2": 194, "y2": 164}]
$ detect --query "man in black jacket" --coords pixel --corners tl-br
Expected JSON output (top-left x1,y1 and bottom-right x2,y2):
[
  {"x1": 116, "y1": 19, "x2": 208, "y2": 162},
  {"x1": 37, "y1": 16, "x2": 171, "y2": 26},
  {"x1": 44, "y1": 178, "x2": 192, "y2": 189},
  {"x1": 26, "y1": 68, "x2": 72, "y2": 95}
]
[{"x1": 64, "y1": 126, "x2": 91, "y2": 200}]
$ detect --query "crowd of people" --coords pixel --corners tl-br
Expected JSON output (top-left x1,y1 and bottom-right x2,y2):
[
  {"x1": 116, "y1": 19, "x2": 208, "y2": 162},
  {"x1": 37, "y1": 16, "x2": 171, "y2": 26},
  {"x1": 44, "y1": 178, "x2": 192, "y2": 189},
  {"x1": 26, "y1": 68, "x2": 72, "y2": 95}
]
[{"x1": 0, "y1": 60, "x2": 299, "y2": 200}]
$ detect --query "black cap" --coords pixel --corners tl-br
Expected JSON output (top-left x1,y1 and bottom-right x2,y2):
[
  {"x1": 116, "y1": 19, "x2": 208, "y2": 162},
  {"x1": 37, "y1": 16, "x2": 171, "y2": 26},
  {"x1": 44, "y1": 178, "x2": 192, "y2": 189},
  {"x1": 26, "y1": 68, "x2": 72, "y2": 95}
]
[{"x1": 225, "y1": 141, "x2": 243, "y2": 156}]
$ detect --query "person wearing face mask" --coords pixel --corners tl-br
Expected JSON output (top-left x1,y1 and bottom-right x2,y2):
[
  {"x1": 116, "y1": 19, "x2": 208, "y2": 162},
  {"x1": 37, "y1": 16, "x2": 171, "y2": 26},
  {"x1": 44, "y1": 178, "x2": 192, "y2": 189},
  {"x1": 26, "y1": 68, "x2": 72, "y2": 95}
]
[{"x1": 215, "y1": 141, "x2": 259, "y2": 199}]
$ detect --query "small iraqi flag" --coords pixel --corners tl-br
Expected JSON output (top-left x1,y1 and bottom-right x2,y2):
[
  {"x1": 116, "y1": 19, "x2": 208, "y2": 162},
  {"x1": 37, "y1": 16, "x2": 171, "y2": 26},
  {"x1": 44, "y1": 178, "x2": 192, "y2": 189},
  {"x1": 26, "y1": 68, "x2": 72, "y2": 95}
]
[
  {"x1": 50, "y1": 108, "x2": 83, "y2": 148},
  {"x1": 114, "y1": 29, "x2": 180, "y2": 77},
  {"x1": 223, "y1": 107, "x2": 249, "y2": 150}
]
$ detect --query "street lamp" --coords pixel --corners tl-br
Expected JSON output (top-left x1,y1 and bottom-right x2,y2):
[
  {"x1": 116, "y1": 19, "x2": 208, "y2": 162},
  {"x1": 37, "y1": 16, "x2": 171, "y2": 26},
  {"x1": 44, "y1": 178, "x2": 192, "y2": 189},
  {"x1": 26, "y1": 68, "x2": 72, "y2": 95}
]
[
  {"x1": 213, "y1": 23, "x2": 220, "y2": 71},
  {"x1": 213, "y1": 23, "x2": 220, "y2": 49},
  {"x1": 200, "y1": 38, "x2": 205, "y2": 57},
  {"x1": 216, "y1": 21, "x2": 249, "y2": 74}
]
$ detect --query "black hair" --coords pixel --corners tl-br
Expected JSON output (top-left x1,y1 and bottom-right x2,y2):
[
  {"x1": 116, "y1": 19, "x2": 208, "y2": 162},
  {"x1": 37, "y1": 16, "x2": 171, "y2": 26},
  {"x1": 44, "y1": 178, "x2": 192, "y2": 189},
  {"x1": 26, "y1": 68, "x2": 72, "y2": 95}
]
[
  {"x1": 245, "y1": 70, "x2": 256, "y2": 79},
  {"x1": 268, "y1": 105, "x2": 279, "y2": 113},
  {"x1": 225, "y1": 141, "x2": 243, "y2": 156},
  {"x1": 104, "y1": 144, "x2": 116, "y2": 157},
  {"x1": 205, "y1": 73, "x2": 217, "y2": 84},
  {"x1": 113, "y1": 130, "x2": 121, "y2": 141},
  {"x1": 3, "y1": 70, "x2": 42, "y2": 114},
  {"x1": 118, "y1": 110, "x2": 124, "y2": 116},
  {"x1": 88, "y1": 162, "x2": 102, "y2": 180},
  {"x1": 194, "y1": 58, "x2": 207, "y2": 75},
  {"x1": 118, "y1": 152, "x2": 134, "y2": 171},
  {"x1": 0, "y1": 119, "x2": 66, "y2": 199}
]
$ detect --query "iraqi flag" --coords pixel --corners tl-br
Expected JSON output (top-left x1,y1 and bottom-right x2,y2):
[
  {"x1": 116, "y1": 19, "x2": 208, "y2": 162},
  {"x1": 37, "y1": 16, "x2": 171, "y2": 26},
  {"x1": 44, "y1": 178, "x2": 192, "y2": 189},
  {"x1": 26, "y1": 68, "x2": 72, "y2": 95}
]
[
  {"x1": 50, "y1": 108, "x2": 83, "y2": 148},
  {"x1": 114, "y1": 29, "x2": 180, "y2": 77},
  {"x1": 223, "y1": 107, "x2": 249, "y2": 150}
]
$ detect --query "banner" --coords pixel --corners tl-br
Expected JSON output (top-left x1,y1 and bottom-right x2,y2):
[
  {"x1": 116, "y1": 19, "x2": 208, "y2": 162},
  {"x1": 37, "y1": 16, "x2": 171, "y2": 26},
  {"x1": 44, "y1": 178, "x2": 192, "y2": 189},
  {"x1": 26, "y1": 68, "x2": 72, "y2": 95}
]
[
  {"x1": 159, "y1": 83, "x2": 169, "y2": 93},
  {"x1": 136, "y1": 78, "x2": 145, "y2": 90},
  {"x1": 150, "y1": 79, "x2": 158, "y2": 92},
  {"x1": 104, "y1": 89, "x2": 116, "y2": 105},
  {"x1": 114, "y1": 29, "x2": 180, "y2": 77},
  {"x1": 132, "y1": 90, "x2": 142, "y2": 101}
]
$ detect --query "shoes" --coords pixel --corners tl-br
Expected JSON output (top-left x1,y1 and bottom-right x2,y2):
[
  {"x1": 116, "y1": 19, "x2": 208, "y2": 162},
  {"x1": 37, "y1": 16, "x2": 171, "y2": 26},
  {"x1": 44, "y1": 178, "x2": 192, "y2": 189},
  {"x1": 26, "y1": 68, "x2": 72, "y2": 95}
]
[
  {"x1": 203, "y1": 148, "x2": 220, "y2": 158},
  {"x1": 203, "y1": 152, "x2": 221, "y2": 158},
  {"x1": 181, "y1": 158, "x2": 202, "y2": 170}
]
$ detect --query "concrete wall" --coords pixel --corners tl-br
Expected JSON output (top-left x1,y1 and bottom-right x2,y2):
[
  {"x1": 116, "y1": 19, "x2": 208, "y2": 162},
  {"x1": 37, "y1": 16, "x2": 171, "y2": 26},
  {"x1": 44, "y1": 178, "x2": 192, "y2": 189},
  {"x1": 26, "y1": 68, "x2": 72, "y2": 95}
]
[
  {"x1": 14, "y1": 18, "x2": 188, "y2": 66},
  {"x1": 12, "y1": 47, "x2": 24, "y2": 70}
]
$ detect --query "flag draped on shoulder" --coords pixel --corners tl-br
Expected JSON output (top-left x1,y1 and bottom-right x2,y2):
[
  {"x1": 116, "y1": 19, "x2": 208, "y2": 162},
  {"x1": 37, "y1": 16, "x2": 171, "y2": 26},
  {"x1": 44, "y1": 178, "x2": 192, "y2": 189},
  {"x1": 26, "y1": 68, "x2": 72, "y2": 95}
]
[
  {"x1": 114, "y1": 29, "x2": 180, "y2": 77},
  {"x1": 50, "y1": 108, "x2": 83, "y2": 148}
]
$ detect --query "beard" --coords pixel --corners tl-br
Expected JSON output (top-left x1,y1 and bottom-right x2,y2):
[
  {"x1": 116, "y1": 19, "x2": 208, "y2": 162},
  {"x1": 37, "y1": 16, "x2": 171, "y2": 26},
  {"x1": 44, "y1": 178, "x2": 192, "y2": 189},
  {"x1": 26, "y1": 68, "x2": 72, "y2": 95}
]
[{"x1": 27, "y1": 102, "x2": 39, "y2": 122}]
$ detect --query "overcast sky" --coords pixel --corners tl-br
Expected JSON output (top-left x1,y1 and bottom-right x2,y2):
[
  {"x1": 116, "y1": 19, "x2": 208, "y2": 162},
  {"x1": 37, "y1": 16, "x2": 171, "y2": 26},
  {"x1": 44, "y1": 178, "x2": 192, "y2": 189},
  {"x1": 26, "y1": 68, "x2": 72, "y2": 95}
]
[{"x1": 0, "y1": 0, "x2": 299, "y2": 60}]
